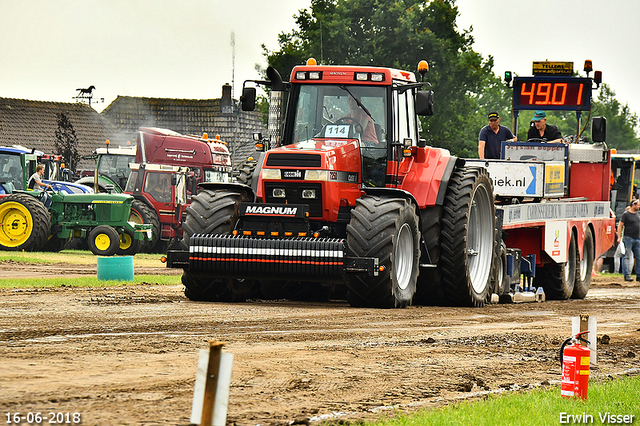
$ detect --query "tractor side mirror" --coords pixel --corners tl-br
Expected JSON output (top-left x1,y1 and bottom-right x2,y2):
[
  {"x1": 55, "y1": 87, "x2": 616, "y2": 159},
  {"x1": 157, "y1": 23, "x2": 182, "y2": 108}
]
[
  {"x1": 592, "y1": 116, "x2": 606, "y2": 142},
  {"x1": 416, "y1": 90, "x2": 434, "y2": 116},
  {"x1": 241, "y1": 87, "x2": 256, "y2": 111}
]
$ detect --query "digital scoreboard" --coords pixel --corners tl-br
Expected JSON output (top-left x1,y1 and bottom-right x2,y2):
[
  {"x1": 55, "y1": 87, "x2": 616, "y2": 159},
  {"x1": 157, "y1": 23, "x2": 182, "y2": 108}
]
[{"x1": 513, "y1": 77, "x2": 592, "y2": 111}]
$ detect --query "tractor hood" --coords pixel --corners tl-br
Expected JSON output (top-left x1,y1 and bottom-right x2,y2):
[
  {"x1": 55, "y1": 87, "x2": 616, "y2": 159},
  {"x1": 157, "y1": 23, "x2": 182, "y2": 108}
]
[{"x1": 264, "y1": 138, "x2": 363, "y2": 171}]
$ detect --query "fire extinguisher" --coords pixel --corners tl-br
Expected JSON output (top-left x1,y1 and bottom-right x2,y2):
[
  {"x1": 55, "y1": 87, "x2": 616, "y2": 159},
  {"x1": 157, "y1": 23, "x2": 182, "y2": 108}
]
[{"x1": 560, "y1": 330, "x2": 591, "y2": 400}]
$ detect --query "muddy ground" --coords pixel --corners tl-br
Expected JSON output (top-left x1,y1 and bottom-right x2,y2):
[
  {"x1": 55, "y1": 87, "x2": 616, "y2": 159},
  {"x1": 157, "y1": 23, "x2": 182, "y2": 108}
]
[{"x1": 0, "y1": 264, "x2": 639, "y2": 426}]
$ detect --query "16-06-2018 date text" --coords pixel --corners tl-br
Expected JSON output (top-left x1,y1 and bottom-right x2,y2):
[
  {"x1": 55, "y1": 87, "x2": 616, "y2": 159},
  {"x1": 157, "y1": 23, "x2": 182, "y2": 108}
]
[{"x1": 5, "y1": 412, "x2": 81, "y2": 425}]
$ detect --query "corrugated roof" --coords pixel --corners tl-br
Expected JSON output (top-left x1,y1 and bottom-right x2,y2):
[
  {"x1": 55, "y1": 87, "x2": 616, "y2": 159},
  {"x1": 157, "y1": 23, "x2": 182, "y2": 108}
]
[{"x1": 0, "y1": 98, "x2": 128, "y2": 171}]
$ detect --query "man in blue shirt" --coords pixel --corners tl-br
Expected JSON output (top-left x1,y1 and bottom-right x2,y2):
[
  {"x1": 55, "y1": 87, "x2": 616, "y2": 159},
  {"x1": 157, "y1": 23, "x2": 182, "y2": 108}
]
[{"x1": 478, "y1": 111, "x2": 516, "y2": 159}]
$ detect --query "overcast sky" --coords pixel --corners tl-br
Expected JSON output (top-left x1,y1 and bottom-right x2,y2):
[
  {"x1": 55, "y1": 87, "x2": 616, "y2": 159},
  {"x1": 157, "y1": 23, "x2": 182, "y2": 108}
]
[{"x1": 2, "y1": 0, "x2": 639, "y2": 123}]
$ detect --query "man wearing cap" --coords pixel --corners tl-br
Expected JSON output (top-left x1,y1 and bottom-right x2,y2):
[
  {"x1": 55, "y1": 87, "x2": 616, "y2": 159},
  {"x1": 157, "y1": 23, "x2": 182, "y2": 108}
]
[
  {"x1": 478, "y1": 111, "x2": 516, "y2": 159},
  {"x1": 527, "y1": 110, "x2": 563, "y2": 143}
]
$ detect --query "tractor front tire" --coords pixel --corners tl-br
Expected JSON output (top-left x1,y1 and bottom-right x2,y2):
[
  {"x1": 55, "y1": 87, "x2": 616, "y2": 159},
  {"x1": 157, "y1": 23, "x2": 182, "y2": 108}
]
[
  {"x1": 345, "y1": 196, "x2": 420, "y2": 308},
  {"x1": 183, "y1": 271, "x2": 259, "y2": 302},
  {"x1": 181, "y1": 189, "x2": 248, "y2": 248},
  {"x1": 88, "y1": 225, "x2": 120, "y2": 256},
  {"x1": 440, "y1": 167, "x2": 495, "y2": 307},
  {"x1": 180, "y1": 189, "x2": 258, "y2": 301},
  {"x1": 117, "y1": 229, "x2": 141, "y2": 255},
  {"x1": 0, "y1": 193, "x2": 50, "y2": 251}
]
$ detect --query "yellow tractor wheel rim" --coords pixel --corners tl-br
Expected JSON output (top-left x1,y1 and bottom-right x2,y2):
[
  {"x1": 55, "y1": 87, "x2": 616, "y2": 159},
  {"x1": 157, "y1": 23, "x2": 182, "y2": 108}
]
[
  {"x1": 94, "y1": 233, "x2": 113, "y2": 252},
  {"x1": 120, "y1": 232, "x2": 133, "y2": 250},
  {"x1": 0, "y1": 201, "x2": 33, "y2": 247}
]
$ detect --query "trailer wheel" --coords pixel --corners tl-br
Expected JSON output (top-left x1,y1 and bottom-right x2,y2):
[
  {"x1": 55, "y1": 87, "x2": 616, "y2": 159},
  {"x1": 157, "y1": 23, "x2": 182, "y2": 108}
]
[
  {"x1": 573, "y1": 227, "x2": 594, "y2": 299},
  {"x1": 538, "y1": 231, "x2": 577, "y2": 299},
  {"x1": 492, "y1": 241, "x2": 508, "y2": 296},
  {"x1": 345, "y1": 196, "x2": 420, "y2": 308},
  {"x1": 88, "y1": 225, "x2": 120, "y2": 256},
  {"x1": 182, "y1": 271, "x2": 259, "y2": 302},
  {"x1": 0, "y1": 194, "x2": 50, "y2": 251},
  {"x1": 180, "y1": 189, "x2": 257, "y2": 301},
  {"x1": 130, "y1": 200, "x2": 160, "y2": 252},
  {"x1": 441, "y1": 167, "x2": 495, "y2": 307}
]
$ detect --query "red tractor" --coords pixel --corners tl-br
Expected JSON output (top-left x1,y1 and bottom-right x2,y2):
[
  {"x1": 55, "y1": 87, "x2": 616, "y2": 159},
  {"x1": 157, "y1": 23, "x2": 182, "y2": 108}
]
[
  {"x1": 167, "y1": 61, "x2": 497, "y2": 308},
  {"x1": 125, "y1": 128, "x2": 232, "y2": 252}
]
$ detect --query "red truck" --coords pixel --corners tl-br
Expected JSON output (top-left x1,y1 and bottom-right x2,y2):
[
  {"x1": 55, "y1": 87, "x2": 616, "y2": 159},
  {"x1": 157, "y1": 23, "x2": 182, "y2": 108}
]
[{"x1": 124, "y1": 127, "x2": 232, "y2": 252}]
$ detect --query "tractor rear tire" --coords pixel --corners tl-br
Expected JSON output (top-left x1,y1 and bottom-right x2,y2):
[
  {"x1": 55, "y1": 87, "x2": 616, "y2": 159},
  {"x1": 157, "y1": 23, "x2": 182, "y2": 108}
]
[
  {"x1": 88, "y1": 225, "x2": 120, "y2": 256},
  {"x1": 0, "y1": 193, "x2": 50, "y2": 251},
  {"x1": 130, "y1": 200, "x2": 160, "y2": 253},
  {"x1": 180, "y1": 189, "x2": 257, "y2": 301},
  {"x1": 345, "y1": 196, "x2": 420, "y2": 308},
  {"x1": 537, "y1": 231, "x2": 577, "y2": 300},
  {"x1": 573, "y1": 227, "x2": 594, "y2": 299},
  {"x1": 413, "y1": 206, "x2": 445, "y2": 305},
  {"x1": 42, "y1": 236, "x2": 71, "y2": 252},
  {"x1": 234, "y1": 158, "x2": 258, "y2": 187},
  {"x1": 440, "y1": 167, "x2": 495, "y2": 307}
]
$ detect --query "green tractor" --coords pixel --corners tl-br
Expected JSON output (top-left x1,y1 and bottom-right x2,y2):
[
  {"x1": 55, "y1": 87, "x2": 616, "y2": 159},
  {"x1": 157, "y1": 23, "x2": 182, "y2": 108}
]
[{"x1": 0, "y1": 146, "x2": 151, "y2": 255}]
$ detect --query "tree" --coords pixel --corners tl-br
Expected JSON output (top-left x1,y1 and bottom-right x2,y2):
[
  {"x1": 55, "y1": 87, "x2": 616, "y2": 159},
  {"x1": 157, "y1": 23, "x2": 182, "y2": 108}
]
[
  {"x1": 54, "y1": 112, "x2": 80, "y2": 172},
  {"x1": 591, "y1": 84, "x2": 640, "y2": 150},
  {"x1": 263, "y1": 0, "x2": 510, "y2": 157}
]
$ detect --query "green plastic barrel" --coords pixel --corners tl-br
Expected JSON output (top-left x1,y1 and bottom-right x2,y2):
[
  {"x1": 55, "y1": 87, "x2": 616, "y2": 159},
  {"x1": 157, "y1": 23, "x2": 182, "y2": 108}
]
[{"x1": 96, "y1": 256, "x2": 134, "y2": 281}]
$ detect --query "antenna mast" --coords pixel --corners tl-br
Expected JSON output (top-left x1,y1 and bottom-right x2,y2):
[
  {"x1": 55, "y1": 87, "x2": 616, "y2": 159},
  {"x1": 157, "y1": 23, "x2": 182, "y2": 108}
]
[{"x1": 230, "y1": 31, "x2": 236, "y2": 100}]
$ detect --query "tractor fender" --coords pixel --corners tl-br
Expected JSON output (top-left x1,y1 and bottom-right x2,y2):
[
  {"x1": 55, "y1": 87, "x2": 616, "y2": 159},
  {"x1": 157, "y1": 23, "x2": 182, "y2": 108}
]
[
  {"x1": 198, "y1": 182, "x2": 255, "y2": 202},
  {"x1": 399, "y1": 149, "x2": 465, "y2": 208},
  {"x1": 362, "y1": 187, "x2": 419, "y2": 210}
]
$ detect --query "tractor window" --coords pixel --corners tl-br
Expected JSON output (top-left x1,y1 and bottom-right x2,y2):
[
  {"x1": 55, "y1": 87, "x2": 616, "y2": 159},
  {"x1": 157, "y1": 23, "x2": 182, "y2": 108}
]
[
  {"x1": 0, "y1": 154, "x2": 24, "y2": 190},
  {"x1": 144, "y1": 172, "x2": 172, "y2": 203},
  {"x1": 98, "y1": 155, "x2": 135, "y2": 180},
  {"x1": 124, "y1": 170, "x2": 138, "y2": 193},
  {"x1": 393, "y1": 89, "x2": 417, "y2": 149},
  {"x1": 291, "y1": 85, "x2": 387, "y2": 145}
]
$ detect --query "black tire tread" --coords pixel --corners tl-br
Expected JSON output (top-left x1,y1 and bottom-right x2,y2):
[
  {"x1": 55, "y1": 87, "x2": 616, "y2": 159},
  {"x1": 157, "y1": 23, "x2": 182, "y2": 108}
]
[
  {"x1": 130, "y1": 200, "x2": 160, "y2": 253},
  {"x1": 345, "y1": 196, "x2": 419, "y2": 308},
  {"x1": 0, "y1": 193, "x2": 50, "y2": 251},
  {"x1": 440, "y1": 167, "x2": 495, "y2": 307},
  {"x1": 572, "y1": 227, "x2": 593, "y2": 299}
]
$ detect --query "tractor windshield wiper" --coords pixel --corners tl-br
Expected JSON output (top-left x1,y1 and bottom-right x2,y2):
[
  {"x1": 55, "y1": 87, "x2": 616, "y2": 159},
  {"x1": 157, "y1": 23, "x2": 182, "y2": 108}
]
[{"x1": 338, "y1": 84, "x2": 373, "y2": 120}]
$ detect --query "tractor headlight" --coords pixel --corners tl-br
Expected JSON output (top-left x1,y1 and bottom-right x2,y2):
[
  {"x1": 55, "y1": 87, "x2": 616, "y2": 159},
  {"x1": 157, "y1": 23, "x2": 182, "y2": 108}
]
[
  {"x1": 272, "y1": 188, "x2": 286, "y2": 198},
  {"x1": 301, "y1": 189, "x2": 316, "y2": 199},
  {"x1": 304, "y1": 170, "x2": 329, "y2": 181},
  {"x1": 262, "y1": 168, "x2": 281, "y2": 180}
]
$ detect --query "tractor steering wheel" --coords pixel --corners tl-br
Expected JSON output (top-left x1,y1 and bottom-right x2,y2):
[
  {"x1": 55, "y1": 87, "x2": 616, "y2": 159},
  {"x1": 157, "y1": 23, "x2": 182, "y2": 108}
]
[
  {"x1": 527, "y1": 138, "x2": 547, "y2": 143},
  {"x1": 336, "y1": 117, "x2": 364, "y2": 135}
]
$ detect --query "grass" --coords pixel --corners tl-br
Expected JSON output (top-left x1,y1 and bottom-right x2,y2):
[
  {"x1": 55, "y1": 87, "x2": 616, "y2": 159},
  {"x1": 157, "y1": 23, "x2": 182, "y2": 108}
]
[
  {"x1": 0, "y1": 249, "x2": 168, "y2": 268},
  {"x1": 364, "y1": 375, "x2": 640, "y2": 426},
  {"x1": 0, "y1": 249, "x2": 181, "y2": 288},
  {"x1": 0, "y1": 274, "x2": 181, "y2": 289}
]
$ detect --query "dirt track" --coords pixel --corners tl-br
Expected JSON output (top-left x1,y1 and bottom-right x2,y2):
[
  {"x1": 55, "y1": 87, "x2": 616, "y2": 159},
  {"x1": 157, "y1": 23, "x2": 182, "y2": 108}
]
[{"x1": 1, "y1": 265, "x2": 639, "y2": 426}]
